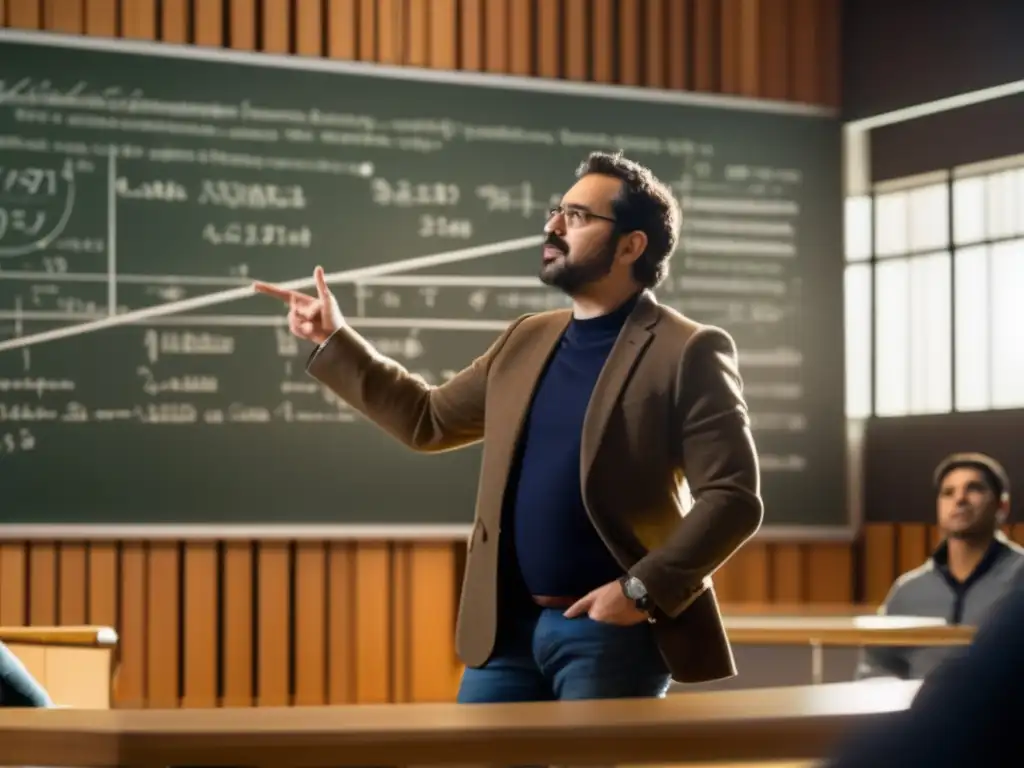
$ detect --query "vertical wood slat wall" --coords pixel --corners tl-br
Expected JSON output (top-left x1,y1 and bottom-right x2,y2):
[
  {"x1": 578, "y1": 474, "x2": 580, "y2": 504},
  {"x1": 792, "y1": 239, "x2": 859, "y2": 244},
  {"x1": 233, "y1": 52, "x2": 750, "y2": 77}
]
[{"x1": 0, "y1": 0, "x2": 845, "y2": 708}]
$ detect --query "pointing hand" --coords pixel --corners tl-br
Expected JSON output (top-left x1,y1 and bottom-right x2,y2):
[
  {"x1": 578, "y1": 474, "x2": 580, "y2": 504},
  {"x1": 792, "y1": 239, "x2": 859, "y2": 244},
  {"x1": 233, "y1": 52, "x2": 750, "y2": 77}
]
[{"x1": 253, "y1": 266, "x2": 344, "y2": 345}]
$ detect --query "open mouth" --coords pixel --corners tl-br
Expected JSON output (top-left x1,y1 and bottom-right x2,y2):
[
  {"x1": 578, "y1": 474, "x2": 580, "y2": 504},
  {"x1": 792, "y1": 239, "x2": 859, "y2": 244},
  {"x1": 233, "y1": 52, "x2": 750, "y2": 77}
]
[{"x1": 542, "y1": 245, "x2": 565, "y2": 263}]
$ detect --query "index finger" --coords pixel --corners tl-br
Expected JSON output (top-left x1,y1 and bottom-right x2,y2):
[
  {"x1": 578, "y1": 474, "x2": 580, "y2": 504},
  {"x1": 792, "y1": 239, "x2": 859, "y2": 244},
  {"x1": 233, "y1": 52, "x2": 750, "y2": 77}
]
[
  {"x1": 313, "y1": 265, "x2": 330, "y2": 300},
  {"x1": 252, "y1": 281, "x2": 310, "y2": 303}
]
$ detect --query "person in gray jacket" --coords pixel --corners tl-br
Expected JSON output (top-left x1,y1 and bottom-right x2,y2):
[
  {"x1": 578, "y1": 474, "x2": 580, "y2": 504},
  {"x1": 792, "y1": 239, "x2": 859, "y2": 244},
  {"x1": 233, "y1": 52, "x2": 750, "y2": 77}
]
[{"x1": 856, "y1": 452, "x2": 1024, "y2": 681}]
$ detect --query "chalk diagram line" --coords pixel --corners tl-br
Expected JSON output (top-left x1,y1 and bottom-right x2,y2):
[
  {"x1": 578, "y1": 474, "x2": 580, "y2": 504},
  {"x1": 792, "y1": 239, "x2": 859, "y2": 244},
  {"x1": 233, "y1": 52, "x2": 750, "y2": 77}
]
[{"x1": 0, "y1": 234, "x2": 545, "y2": 354}]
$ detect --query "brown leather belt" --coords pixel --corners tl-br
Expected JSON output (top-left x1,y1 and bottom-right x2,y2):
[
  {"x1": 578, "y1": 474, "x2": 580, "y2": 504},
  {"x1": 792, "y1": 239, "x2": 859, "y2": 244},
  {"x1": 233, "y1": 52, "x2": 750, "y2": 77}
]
[{"x1": 532, "y1": 595, "x2": 579, "y2": 609}]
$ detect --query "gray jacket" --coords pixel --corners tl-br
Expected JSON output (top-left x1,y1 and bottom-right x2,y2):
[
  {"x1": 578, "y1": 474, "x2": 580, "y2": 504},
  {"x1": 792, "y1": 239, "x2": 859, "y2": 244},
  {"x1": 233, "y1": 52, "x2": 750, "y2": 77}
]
[{"x1": 855, "y1": 533, "x2": 1024, "y2": 680}]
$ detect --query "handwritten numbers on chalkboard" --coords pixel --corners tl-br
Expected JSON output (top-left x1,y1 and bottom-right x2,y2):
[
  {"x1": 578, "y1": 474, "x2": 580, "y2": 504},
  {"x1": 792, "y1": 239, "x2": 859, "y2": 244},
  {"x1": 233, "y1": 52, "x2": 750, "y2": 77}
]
[
  {"x1": 197, "y1": 180, "x2": 307, "y2": 211},
  {"x1": 0, "y1": 428, "x2": 35, "y2": 457},
  {"x1": 418, "y1": 215, "x2": 473, "y2": 239},
  {"x1": 42, "y1": 256, "x2": 68, "y2": 274},
  {"x1": 0, "y1": 208, "x2": 47, "y2": 240},
  {"x1": 371, "y1": 178, "x2": 460, "y2": 208},
  {"x1": 202, "y1": 222, "x2": 312, "y2": 248},
  {"x1": 1, "y1": 165, "x2": 59, "y2": 197},
  {"x1": 0, "y1": 159, "x2": 75, "y2": 256}
]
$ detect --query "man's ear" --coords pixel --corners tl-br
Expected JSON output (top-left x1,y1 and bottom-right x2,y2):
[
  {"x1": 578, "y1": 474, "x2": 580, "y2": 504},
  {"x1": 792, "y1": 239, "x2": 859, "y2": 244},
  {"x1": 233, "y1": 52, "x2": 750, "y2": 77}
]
[
  {"x1": 617, "y1": 230, "x2": 648, "y2": 265},
  {"x1": 996, "y1": 494, "x2": 1011, "y2": 526}
]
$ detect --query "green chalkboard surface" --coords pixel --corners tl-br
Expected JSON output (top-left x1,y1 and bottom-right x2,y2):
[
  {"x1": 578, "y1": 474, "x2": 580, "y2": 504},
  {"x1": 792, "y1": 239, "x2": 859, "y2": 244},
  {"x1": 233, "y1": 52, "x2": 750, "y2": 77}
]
[{"x1": 0, "y1": 30, "x2": 847, "y2": 538}]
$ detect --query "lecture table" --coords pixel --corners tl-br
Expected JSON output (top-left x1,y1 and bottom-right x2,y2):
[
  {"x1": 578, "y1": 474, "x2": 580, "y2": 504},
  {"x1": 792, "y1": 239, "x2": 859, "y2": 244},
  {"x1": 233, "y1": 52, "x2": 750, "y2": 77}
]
[
  {"x1": 0, "y1": 679, "x2": 922, "y2": 767},
  {"x1": 721, "y1": 604, "x2": 976, "y2": 684}
]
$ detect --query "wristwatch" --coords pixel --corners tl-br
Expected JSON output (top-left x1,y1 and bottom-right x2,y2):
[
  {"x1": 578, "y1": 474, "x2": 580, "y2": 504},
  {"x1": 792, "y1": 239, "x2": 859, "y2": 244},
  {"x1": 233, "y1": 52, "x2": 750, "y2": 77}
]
[{"x1": 620, "y1": 575, "x2": 656, "y2": 621}]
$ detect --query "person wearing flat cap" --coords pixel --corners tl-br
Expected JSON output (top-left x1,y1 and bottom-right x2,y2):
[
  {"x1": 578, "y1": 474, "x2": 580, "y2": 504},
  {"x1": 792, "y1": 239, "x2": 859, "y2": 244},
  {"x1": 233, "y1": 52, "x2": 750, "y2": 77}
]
[{"x1": 855, "y1": 452, "x2": 1024, "y2": 682}]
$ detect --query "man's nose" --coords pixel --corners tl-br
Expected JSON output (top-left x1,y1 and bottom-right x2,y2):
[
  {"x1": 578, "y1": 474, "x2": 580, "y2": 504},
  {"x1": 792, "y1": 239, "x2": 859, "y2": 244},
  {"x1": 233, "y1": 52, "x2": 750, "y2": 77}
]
[{"x1": 544, "y1": 216, "x2": 565, "y2": 235}]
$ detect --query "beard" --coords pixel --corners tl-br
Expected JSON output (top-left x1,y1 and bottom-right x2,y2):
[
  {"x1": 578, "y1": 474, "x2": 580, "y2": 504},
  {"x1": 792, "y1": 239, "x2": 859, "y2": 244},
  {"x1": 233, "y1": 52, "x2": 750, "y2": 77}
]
[{"x1": 538, "y1": 232, "x2": 617, "y2": 295}]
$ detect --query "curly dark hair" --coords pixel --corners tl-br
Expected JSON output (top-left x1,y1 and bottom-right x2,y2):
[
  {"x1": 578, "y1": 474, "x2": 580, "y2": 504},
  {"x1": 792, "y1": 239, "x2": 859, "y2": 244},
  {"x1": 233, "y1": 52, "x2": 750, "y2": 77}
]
[{"x1": 575, "y1": 151, "x2": 681, "y2": 289}]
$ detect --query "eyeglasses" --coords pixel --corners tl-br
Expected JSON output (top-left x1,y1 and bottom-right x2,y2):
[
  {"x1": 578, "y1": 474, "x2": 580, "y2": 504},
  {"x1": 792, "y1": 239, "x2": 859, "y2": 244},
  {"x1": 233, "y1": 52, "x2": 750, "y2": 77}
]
[{"x1": 546, "y1": 205, "x2": 616, "y2": 229}]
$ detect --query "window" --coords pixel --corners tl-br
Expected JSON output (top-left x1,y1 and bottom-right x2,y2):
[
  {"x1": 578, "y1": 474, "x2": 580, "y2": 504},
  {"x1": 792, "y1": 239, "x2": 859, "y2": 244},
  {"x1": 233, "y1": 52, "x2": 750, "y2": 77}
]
[
  {"x1": 873, "y1": 191, "x2": 908, "y2": 257},
  {"x1": 953, "y1": 176, "x2": 985, "y2": 245},
  {"x1": 953, "y1": 246, "x2": 990, "y2": 411},
  {"x1": 873, "y1": 258, "x2": 910, "y2": 416},
  {"x1": 845, "y1": 157, "x2": 1024, "y2": 417},
  {"x1": 844, "y1": 196, "x2": 872, "y2": 262},
  {"x1": 908, "y1": 184, "x2": 949, "y2": 252},
  {"x1": 844, "y1": 264, "x2": 872, "y2": 418},
  {"x1": 990, "y1": 239, "x2": 1024, "y2": 408},
  {"x1": 907, "y1": 252, "x2": 952, "y2": 414}
]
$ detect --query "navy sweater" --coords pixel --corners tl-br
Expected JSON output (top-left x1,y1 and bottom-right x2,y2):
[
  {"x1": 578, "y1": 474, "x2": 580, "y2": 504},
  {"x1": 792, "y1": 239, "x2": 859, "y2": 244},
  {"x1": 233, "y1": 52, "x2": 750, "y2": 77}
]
[{"x1": 500, "y1": 295, "x2": 637, "y2": 600}]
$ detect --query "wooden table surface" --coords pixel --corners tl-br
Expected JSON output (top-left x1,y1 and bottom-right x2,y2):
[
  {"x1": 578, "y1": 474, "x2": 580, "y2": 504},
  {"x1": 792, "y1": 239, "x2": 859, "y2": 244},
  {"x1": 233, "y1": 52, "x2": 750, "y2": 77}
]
[
  {"x1": 722, "y1": 614, "x2": 975, "y2": 646},
  {"x1": 0, "y1": 625, "x2": 119, "y2": 648},
  {"x1": 0, "y1": 679, "x2": 922, "y2": 766}
]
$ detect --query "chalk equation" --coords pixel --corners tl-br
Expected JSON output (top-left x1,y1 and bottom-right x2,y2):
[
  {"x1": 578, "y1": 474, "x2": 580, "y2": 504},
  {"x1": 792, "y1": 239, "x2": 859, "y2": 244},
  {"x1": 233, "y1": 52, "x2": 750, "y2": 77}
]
[{"x1": 0, "y1": 66, "x2": 813, "y2": 479}]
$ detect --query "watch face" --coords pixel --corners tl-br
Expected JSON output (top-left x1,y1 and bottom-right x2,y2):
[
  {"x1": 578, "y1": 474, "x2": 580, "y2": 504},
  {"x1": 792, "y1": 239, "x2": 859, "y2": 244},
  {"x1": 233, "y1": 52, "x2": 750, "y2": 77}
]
[{"x1": 625, "y1": 577, "x2": 645, "y2": 599}]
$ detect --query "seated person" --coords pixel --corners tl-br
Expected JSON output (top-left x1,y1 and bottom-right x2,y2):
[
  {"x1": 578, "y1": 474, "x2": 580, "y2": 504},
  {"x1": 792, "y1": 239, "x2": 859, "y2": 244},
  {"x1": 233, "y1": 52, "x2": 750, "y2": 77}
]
[
  {"x1": 0, "y1": 640, "x2": 53, "y2": 707},
  {"x1": 856, "y1": 452, "x2": 1024, "y2": 681}
]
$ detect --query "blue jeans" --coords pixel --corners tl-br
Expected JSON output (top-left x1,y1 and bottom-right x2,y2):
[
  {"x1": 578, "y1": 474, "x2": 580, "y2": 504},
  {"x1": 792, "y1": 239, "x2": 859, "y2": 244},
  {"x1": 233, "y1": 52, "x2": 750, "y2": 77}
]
[{"x1": 457, "y1": 607, "x2": 671, "y2": 703}]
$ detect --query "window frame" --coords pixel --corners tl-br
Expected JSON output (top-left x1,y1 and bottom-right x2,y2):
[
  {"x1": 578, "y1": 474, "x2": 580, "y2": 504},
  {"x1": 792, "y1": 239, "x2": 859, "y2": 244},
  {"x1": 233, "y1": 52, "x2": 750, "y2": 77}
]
[{"x1": 845, "y1": 158, "x2": 1024, "y2": 417}]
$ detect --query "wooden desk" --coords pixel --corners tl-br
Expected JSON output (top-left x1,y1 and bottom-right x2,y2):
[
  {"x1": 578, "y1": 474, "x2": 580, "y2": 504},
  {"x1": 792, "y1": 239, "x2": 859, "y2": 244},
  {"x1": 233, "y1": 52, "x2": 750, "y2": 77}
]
[
  {"x1": 0, "y1": 626, "x2": 118, "y2": 709},
  {"x1": 722, "y1": 613, "x2": 975, "y2": 684},
  {"x1": 0, "y1": 680, "x2": 920, "y2": 766}
]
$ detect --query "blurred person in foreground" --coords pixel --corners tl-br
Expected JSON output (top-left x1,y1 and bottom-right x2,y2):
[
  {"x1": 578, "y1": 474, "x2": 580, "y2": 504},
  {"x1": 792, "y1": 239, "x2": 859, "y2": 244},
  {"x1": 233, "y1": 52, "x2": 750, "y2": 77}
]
[{"x1": 826, "y1": 564, "x2": 1024, "y2": 767}]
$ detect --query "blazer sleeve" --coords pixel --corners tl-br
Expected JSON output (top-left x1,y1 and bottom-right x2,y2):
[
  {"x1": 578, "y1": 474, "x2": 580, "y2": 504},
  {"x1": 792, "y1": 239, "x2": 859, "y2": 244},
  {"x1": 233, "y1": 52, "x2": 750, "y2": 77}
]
[
  {"x1": 629, "y1": 326, "x2": 763, "y2": 618},
  {"x1": 305, "y1": 314, "x2": 531, "y2": 452}
]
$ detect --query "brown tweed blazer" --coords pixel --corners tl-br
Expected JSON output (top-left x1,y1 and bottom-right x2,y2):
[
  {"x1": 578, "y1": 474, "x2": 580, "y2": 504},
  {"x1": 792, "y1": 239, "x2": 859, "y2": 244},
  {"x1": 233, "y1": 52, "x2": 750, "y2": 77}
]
[{"x1": 307, "y1": 289, "x2": 763, "y2": 683}]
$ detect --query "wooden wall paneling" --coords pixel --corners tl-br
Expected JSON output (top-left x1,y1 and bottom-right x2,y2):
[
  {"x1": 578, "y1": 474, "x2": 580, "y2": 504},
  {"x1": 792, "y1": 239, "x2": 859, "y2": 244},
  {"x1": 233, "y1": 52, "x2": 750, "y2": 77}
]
[
  {"x1": 182, "y1": 542, "x2": 217, "y2": 708},
  {"x1": 326, "y1": 0, "x2": 356, "y2": 60},
  {"x1": 42, "y1": 0, "x2": 78, "y2": 33},
  {"x1": 643, "y1": 0, "x2": 666, "y2": 88},
  {"x1": 0, "y1": 0, "x2": 859, "y2": 709},
  {"x1": 228, "y1": 0, "x2": 255, "y2": 51},
  {"x1": 6, "y1": 0, "x2": 38, "y2": 28},
  {"x1": 533, "y1": 0, "x2": 555, "y2": 78},
  {"x1": 118, "y1": 544, "x2": 145, "y2": 707},
  {"x1": 83, "y1": 0, "x2": 115, "y2": 37},
  {"x1": 221, "y1": 542, "x2": 253, "y2": 707},
  {"x1": 588, "y1": 0, "x2": 612, "y2": 84},
  {"x1": 0, "y1": 544, "x2": 26, "y2": 625},
  {"x1": 617, "y1": 0, "x2": 639, "y2": 85},
  {"x1": 192, "y1": 0, "x2": 220, "y2": 46},
  {"x1": 483, "y1": 0, "x2": 508, "y2": 73},
  {"x1": 861, "y1": 524, "x2": 898, "y2": 604},
  {"x1": 160, "y1": 0, "x2": 190, "y2": 45},
  {"x1": 691, "y1": 0, "x2": 719, "y2": 92}
]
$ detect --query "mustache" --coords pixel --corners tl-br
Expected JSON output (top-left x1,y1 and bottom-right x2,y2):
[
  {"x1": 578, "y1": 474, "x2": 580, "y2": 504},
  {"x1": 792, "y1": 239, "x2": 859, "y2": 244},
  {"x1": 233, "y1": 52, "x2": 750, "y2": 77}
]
[{"x1": 544, "y1": 233, "x2": 568, "y2": 252}]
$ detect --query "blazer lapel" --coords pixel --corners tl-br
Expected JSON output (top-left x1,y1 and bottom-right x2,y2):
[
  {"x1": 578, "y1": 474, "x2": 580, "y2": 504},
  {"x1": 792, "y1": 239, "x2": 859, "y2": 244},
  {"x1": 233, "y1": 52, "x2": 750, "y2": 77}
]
[{"x1": 580, "y1": 291, "x2": 660, "y2": 482}]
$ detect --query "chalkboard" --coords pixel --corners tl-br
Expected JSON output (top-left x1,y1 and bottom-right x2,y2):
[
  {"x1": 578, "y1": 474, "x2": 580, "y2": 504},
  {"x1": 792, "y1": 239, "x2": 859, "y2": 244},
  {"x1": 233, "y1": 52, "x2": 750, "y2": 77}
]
[{"x1": 0, "y1": 30, "x2": 848, "y2": 538}]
